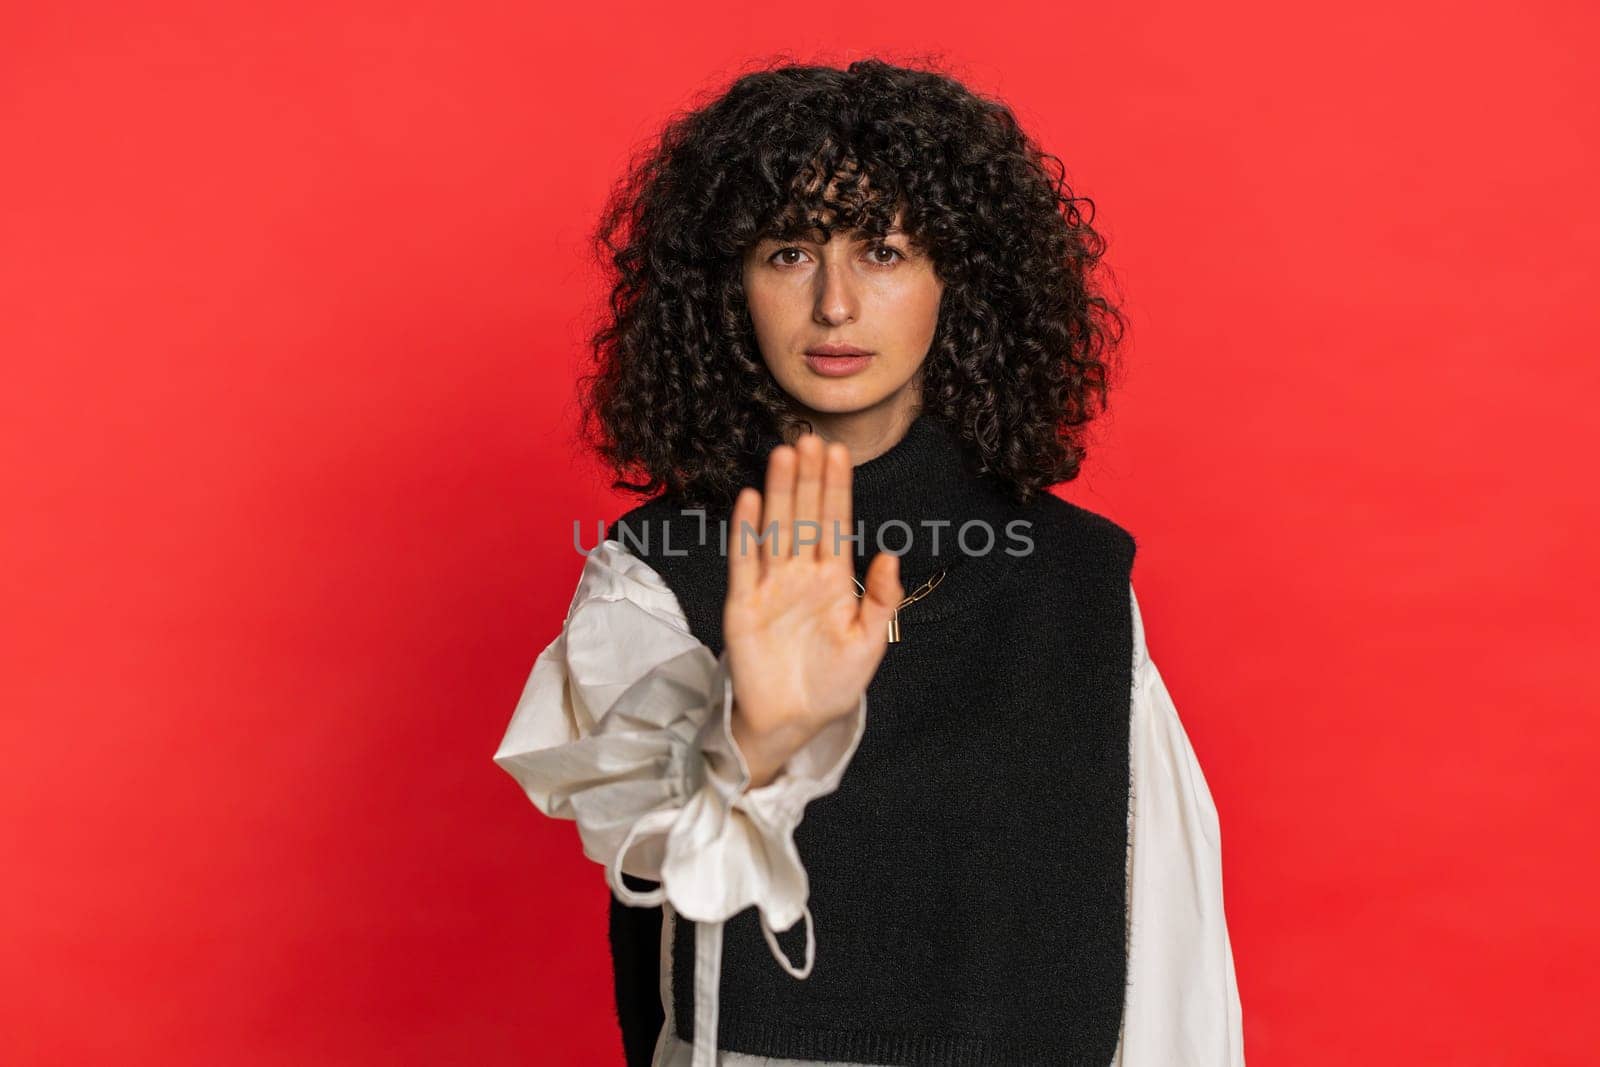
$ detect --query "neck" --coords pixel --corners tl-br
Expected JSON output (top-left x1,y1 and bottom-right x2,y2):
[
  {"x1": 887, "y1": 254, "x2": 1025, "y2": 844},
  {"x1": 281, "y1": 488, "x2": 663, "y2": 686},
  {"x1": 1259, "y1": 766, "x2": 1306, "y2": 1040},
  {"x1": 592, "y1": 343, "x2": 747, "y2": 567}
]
[{"x1": 779, "y1": 393, "x2": 923, "y2": 466}]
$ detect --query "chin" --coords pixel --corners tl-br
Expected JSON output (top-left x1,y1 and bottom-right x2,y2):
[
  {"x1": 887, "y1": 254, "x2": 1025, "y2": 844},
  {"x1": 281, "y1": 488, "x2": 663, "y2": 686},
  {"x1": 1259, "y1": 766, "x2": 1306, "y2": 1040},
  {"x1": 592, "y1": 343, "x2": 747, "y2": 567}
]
[{"x1": 784, "y1": 381, "x2": 888, "y2": 415}]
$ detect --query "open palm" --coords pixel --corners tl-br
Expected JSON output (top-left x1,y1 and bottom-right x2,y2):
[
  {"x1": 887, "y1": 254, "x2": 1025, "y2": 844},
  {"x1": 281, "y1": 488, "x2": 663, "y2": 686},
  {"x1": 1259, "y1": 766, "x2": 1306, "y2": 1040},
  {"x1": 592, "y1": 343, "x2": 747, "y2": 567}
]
[{"x1": 724, "y1": 433, "x2": 903, "y2": 781}]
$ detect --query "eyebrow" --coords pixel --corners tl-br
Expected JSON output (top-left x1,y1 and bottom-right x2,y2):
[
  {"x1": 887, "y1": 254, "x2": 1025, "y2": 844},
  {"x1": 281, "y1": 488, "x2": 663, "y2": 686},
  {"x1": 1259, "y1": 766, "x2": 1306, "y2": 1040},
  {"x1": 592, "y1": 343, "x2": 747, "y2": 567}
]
[{"x1": 761, "y1": 227, "x2": 907, "y2": 244}]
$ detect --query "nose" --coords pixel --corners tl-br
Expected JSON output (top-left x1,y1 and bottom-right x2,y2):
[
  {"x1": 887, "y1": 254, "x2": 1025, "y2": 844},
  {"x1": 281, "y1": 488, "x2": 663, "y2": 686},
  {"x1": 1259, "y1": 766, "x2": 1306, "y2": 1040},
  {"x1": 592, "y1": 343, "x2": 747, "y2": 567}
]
[{"x1": 812, "y1": 256, "x2": 858, "y2": 326}]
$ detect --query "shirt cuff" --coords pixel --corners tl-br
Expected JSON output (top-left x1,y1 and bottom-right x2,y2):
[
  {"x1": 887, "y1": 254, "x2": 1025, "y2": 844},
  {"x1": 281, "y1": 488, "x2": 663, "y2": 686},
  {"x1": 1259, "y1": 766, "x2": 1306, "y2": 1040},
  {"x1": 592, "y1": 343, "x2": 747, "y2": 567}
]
[{"x1": 577, "y1": 643, "x2": 865, "y2": 941}]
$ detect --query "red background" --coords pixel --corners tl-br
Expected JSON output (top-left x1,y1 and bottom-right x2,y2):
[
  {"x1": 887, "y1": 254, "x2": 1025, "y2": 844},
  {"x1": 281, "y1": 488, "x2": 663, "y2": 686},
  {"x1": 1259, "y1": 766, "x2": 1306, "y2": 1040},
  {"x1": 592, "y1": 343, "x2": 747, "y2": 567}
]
[{"x1": 3, "y1": 2, "x2": 1597, "y2": 1064}]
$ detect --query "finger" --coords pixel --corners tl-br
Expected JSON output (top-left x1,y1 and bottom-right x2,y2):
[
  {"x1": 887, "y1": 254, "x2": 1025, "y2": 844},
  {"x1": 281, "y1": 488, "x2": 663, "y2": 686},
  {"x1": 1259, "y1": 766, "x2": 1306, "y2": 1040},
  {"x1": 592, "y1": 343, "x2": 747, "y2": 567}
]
[
  {"x1": 728, "y1": 486, "x2": 760, "y2": 598},
  {"x1": 763, "y1": 443, "x2": 796, "y2": 565},
  {"x1": 857, "y1": 550, "x2": 903, "y2": 638},
  {"x1": 793, "y1": 433, "x2": 825, "y2": 562},
  {"x1": 818, "y1": 441, "x2": 852, "y2": 573}
]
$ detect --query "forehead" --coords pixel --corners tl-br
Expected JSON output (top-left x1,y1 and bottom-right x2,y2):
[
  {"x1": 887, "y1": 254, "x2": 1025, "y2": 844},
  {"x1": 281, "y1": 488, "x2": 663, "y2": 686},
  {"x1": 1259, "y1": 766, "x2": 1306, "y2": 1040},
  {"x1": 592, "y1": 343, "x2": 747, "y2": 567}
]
[
  {"x1": 755, "y1": 216, "x2": 906, "y2": 244},
  {"x1": 759, "y1": 200, "x2": 908, "y2": 243},
  {"x1": 757, "y1": 154, "x2": 908, "y2": 240}
]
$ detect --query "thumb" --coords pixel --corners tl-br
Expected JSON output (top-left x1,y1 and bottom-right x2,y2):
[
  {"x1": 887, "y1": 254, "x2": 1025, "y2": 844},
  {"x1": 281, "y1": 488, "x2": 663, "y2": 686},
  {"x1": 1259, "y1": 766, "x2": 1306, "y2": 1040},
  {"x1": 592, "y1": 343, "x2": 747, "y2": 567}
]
[{"x1": 857, "y1": 551, "x2": 903, "y2": 638}]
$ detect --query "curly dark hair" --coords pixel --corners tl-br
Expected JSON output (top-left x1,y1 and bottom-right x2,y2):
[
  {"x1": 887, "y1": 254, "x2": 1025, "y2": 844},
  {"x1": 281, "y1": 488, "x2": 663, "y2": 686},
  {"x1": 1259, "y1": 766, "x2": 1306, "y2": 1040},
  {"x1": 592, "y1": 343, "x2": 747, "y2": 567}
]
[{"x1": 577, "y1": 54, "x2": 1128, "y2": 510}]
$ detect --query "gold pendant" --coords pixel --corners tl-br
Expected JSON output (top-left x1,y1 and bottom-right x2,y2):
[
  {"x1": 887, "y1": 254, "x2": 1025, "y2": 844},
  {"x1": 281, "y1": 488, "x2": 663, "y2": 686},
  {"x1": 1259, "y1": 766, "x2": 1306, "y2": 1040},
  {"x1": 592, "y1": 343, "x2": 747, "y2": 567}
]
[{"x1": 853, "y1": 567, "x2": 946, "y2": 646}]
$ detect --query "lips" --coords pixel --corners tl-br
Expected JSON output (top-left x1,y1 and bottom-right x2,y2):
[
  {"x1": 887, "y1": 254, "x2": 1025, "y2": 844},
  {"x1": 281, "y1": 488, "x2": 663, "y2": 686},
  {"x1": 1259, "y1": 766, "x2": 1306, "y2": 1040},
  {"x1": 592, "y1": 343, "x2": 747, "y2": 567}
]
[{"x1": 803, "y1": 351, "x2": 874, "y2": 377}]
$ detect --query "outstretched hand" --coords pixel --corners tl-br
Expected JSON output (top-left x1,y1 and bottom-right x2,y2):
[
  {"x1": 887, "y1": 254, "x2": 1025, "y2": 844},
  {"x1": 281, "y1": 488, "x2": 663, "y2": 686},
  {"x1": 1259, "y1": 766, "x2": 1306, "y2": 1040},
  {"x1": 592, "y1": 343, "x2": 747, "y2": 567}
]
[{"x1": 724, "y1": 432, "x2": 904, "y2": 788}]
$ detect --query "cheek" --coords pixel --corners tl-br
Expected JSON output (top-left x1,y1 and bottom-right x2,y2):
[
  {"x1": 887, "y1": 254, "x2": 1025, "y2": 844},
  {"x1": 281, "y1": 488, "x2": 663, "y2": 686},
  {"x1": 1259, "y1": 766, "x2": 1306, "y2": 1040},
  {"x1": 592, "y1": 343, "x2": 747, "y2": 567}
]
[
  {"x1": 885, "y1": 276, "x2": 943, "y2": 329},
  {"x1": 741, "y1": 275, "x2": 780, "y2": 332}
]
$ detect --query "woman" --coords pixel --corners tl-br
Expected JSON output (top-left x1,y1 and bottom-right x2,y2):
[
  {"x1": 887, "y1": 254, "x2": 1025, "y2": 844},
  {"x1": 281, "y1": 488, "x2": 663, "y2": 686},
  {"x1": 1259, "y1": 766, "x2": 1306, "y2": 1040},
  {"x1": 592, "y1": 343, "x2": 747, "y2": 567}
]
[{"x1": 495, "y1": 58, "x2": 1243, "y2": 1066}]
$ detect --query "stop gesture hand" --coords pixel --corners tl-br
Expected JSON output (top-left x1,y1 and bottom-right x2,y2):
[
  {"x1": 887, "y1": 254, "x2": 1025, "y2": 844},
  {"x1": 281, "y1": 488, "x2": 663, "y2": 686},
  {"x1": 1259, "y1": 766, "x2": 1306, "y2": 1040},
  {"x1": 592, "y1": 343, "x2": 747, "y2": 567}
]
[{"x1": 724, "y1": 433, "x2": 903, "y2": 788}]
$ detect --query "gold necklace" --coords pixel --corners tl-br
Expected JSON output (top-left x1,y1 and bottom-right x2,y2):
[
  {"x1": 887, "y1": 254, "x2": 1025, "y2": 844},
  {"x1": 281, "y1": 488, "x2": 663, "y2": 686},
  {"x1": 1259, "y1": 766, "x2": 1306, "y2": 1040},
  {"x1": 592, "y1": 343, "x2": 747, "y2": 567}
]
[{"x1": 850, "y1": 567, "x2": 947, "y2": 643}]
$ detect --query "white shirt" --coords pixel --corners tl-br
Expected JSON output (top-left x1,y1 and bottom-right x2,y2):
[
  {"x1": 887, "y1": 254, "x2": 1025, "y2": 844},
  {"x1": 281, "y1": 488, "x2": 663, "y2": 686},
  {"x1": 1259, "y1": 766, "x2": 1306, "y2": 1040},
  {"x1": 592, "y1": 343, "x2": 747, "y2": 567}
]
[{"x1": 494, "y1": 539, "x2": 1245, "y2": 1066}]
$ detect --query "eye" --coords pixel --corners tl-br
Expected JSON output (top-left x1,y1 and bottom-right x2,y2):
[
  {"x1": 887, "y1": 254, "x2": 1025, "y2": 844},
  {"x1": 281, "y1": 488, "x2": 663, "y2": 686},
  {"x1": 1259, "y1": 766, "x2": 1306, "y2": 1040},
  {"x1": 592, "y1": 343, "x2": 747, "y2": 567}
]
[{"x1": 763, "y1": 243, "x2": 905, "y2": 268}]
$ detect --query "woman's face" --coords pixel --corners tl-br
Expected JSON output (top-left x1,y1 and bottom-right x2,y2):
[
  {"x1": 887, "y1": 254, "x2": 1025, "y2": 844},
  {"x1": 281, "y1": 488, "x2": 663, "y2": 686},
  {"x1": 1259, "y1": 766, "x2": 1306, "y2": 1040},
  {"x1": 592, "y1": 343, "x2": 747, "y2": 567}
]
[{"x1": 741, "y1": 209, "x2": 944, "y2": 421}]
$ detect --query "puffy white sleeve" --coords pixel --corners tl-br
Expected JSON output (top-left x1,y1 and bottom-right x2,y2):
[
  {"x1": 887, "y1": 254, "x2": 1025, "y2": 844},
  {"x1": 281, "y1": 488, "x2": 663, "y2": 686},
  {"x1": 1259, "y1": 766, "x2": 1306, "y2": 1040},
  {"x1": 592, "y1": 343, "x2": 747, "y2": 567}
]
[
  {"x1": 492, "y1": 537, "x2": 866, "y2": 957},
  {"x1": 1114, "y1": 583, "x2": 1246, "y2": 1066}
]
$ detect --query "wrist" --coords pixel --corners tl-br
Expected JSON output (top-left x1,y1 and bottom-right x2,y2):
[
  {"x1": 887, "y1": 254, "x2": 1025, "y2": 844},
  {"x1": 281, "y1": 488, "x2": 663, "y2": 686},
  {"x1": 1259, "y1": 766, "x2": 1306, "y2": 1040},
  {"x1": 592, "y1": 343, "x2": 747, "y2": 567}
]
[{"x1": 730, "y1": 703, "x2": 811, "y2": 789}]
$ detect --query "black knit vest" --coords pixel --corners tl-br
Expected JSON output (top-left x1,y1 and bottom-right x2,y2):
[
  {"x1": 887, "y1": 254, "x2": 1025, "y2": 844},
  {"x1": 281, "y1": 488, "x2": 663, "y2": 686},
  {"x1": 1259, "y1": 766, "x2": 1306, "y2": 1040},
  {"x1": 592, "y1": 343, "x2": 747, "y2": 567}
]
[{"x1": 603, "y1": 413, "x2": 1137, "y2": 1066}]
